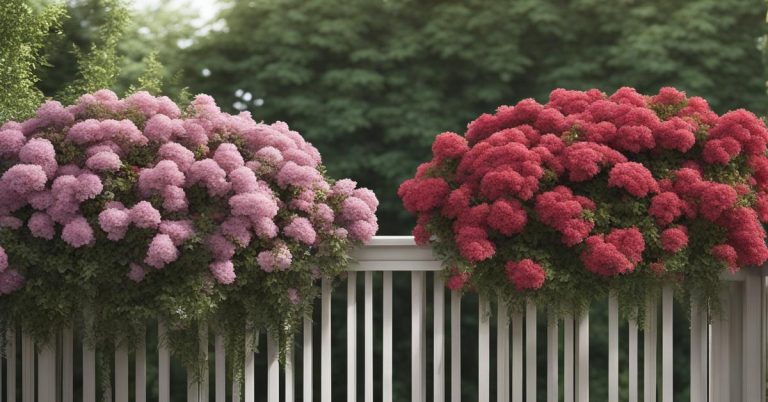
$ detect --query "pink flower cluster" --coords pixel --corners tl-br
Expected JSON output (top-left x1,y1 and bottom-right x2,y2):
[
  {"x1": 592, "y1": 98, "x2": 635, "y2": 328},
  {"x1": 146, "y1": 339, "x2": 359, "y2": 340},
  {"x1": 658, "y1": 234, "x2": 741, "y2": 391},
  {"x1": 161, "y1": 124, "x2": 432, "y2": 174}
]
[
  {"x1": 0, "y1": 90, "x2": 378, "y2": 293},
  {"x1": 399, "y1": 87, "x2": 768, "y2": 292}
]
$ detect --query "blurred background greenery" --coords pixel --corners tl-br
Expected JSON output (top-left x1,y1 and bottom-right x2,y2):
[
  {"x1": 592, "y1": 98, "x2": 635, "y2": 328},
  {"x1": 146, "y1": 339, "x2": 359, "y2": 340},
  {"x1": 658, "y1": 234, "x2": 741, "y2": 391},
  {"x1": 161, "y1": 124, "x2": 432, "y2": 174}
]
[{"x1": 2, "y1": 0, "x2": 767, "y2": 400}]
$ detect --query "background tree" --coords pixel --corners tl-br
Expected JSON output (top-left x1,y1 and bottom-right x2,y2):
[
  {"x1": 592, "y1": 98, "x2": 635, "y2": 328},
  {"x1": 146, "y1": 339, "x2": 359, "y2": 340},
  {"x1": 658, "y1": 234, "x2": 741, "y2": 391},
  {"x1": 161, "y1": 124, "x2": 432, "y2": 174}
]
[
  {"x1": 184, "y1": 0, "x2": 768, "y2": 235},
  {"x1": 0, "y1": 0, "x2": 65, "y2": 122}
]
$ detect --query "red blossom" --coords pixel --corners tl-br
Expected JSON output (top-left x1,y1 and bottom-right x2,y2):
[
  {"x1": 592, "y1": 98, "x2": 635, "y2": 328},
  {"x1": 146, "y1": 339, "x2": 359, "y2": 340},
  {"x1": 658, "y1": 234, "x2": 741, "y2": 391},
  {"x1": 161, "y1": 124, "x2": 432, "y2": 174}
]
[
  {"x1": 661, "y1": 227, "x2": 688, "y2": 252},
  {"x1": 607, "y1": 162, "x2": 658, "y2": 197},
  {"x1": 505, "y1": 259, "x2": 546, "y2": 291},
  {"x1": 432, "y1": 132, "x2": 469, "y2": 160},
  {"x1": 699, "y1": 183, "x2": 737, "y2": 221},
  {"x1": 649, "y1": 192, "x2": 684, "y2": 225},
  {"x1": 446, "y1": 268, "x2": 470, "y2": 290},
  {"x1": 488, "y1": 199, "x2": 527, "y2": 235},
  {"x1": 398, "y1": 178, "x2": 451, "y2": 213},
  {"x1": 581, "y1": 235, "x2": 634, "y2": 277},
  {"x1": 605, "y1": 227, "x2": 645, "y2": 264}
]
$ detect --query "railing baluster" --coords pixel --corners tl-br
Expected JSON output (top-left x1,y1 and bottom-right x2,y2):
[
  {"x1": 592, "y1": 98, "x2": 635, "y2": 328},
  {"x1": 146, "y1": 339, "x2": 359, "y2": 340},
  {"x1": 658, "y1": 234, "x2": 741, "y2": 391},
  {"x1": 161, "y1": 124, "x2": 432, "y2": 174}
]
[
  {"x1": 629, "y1": 318, "x2": 638, "y2": 402},
  {"x1": 478, "y1": 295, "x2": 490, "y2": 402},
  {"x1": 21, "y1": 331, "x2": 33, "y2": 402},
  {"x1": 285, "y1": 341, "x2": 294, "y2": 402},
  {"x1": 608, "y1": 295, "x2": 619, "y2": 402},
  {"x1": 321, "y1": 277, "x2": 332, "y2": 402},
  {"x1": 83, "y1": 335, "x2": 95, "y2": 402},
  {"x1": 267, "y1": 332, "x2": 279, "y2": 402},
  {"x1": 741, "y1": 269, "x2": 764, "y2": 401},
  {"x1": 347, "y1": 272, "x2": 357, "y2": 402},
  {"x1": 7, "y1": 329, "x2": 16, "y2": 402},
  {"x1": 37, "y1": 338, "x2": 55, "y2": 402},
  {"x1": 365, "y1": 272, "x2": 374, "y2": 402},
  {"x1": 62, "y1": 327, "x2": 73, "y2": 402},
  {"x1": 215, "y1": 334, "x2": 225, "y2": 402},
  {"x1": 451, "y1": 290, "x2": 461, "y2": 402},
  {"x1": 434, "y1": 275, "x2": 445, "y2": 402},
  {"x1": 644, "y1": 298, "x2": 658, "y2": 402},
  {"x1": 661, "y1": 287, "x2": 673, "y2": 402},
  {"x1": 564, "y1": 315, "x2": 574, "y2": 402},
  {"x1": 303, "y1": 317, "x2": 313, "y2": 402},
  {"x1": 547, "y1": 317, "x2": 558, "y2": 402},
  {"x1": 525, "y1": 302, "x2": 537, "y2": 402},
  {"x1": 136, "y1": 328, "x2": 147, "y2": 402},
  {"x1": 711, "y1": 286, "x2": 731, "y2": 402},
  {"x1": 497, "y1": 297, "x2": 509, "y2": 402},
  {"x1": 382, "y1": 271, "x2": 393, "y2": 402},
  {"x1": 158, "y1": 321, "x2": 170, "y2": 402},
  {"x1": 512, "y1": 309, "x2": 523, "y2": 402},
  {"x1": 690, "y1": 300, "x2": 703, "y2": 402},
  {"x1": 201, "y1": 324, "x2": 209, "y2": 402},
  {"x1": 577, "y1": 309, "x2": 589, "y2": 402},
  {"x1": 412, "y1": 271, "x2": 425, "y2": 402},
  {"x1": 115, "y1": 341, "x2": 129, "y2": 402},
  {"x1": 244, "y1": 330, "x2": 255, "y2": 402}
]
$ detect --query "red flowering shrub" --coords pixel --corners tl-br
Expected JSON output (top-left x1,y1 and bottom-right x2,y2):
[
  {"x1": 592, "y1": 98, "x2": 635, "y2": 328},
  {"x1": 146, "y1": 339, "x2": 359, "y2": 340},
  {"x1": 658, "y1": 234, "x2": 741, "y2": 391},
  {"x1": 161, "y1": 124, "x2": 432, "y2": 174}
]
[{"x1": 399, "y1": 87, "x2": 768, "y2": 310}]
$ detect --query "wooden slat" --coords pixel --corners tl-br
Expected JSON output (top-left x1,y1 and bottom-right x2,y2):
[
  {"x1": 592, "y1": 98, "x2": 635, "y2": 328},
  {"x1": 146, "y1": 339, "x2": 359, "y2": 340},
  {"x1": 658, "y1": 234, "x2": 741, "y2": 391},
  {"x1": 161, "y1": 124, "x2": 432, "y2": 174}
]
[
  {"x1": 577, "y1": 310, "x2": 589, "y2": 402},
  {"x1": 525, "y1": 302, "x2": 537, "y2": 402},
  {"x1": 661, "y1": 287, "x2": 673, "y2": 402},
  {"x1": 411, "y1": 271, "x2": 425, "y2": 402},
  {"x1": 497, "y1": 298, "x2": 509, "y2": 402},
  {"x1": 62, "y1": 327, "x2": 73, "y2": 402},
  {"x1": 741, "y1": 270, "x2": 764, "y2": 401},
  {"x1": 285, "y1": 342, "x2": 294, "y2": 402},
  {"x1": 158, "y1": 321, "x2": 170, "y2": 402},
  {"x1": 608, "y1": 295, "x2": 619, "y2": 402},
  {"x1": 303, "y1": 317, "x2": 313, "y2": 402},
  {"x1": 136, "y1": 329, "x2": 147, "y2": 402},
  {"x1": 478, "y1": 295, "x2": 490, "y2": 402},
  {"x1": 547, "y1": 317, "x2": 558, "y2": 402},
  {"x1": 512, "y1": 310, "x2": 523, "y2": 402},
  {"x1": 37, "y1": 339, "x2": 55, "y2": 402},
  {"x1": 200, "y1": 324, "x2": 209, "y2": 402},
  {"x1": 215, "y1": 334, "x2": 225, "y2": 402},
  {"x1": 321, "y1": 278, "x2": 332, "y2": 402},
  {"x1": 347, "y1": 272, "x2": 357, "y2": 402},
  {"x1": 267, "y1": 333, "x2": 279, "y2": 402},
  {"x1": 628, "y1": 318, "x2": 638, "y2": 402},
  {"x1": 244, "y1": 330, "x2": 255, "y2": 402},
  {"x1": 188, "y1": 365, "x2": 199, "y2": 402},
  {"x1": 115, "y1": 342, "x2": 129, "y2": 402},
  {"x1": 433, "y1": 275, "x2": 446, "y2": 402},
  {"x1": 7, "y1": 329, "x2": 16, "y2": 402},
  {"x1": 451, "y1": 290, "x2": 461, "y2": 402},
  {"x1": 83, "y1": 337, "x2": 95, "y2": 402},
  {"x1": 365, "y1": 272, "x2": 374, "y2": 402},
  {"x1": 564, "y1": 315, "x2": 574, "y2": 402},
  {"x1": 382, "y1": 271, "x2": 393, "y2": 402},
  {"x1": 21, "y1": 332, "x2": 33, "y2": 402},
  {"x1": 644, "y1": 298, "x2": 658, "y2": 402},
  {"x1": 690, "y1": 300, "x2": 703, "y2": 402}
]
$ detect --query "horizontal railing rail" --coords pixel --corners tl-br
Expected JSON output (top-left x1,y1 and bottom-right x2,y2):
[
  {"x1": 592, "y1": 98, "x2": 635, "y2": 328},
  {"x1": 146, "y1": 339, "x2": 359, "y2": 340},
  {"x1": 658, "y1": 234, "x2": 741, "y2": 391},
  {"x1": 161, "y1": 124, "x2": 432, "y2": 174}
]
[{"x1": 2, "y1": 236, "x2": 766, "y2": 402}]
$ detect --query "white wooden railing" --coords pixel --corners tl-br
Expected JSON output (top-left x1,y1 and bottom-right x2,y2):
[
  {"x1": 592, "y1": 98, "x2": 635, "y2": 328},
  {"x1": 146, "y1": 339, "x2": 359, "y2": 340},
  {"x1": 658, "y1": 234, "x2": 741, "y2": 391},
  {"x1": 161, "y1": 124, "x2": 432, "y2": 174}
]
[{"x1": 2, "y1": 236, "x2": 767, "y2": 402}]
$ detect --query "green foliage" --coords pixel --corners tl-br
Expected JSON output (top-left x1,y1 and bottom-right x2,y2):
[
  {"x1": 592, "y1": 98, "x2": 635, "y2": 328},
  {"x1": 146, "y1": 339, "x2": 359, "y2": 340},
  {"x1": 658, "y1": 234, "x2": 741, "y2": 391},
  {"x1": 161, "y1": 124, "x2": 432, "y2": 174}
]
[
  {"x1": 57, "y1": 0, "x2": 129, "y2": 104},
  {"x1": 0, "y1": 0, "x2": 65, "y2": 122},
  {"x1": 128, "y1": 51, "x2": 165, "y2": 95},
  {"x1": 183, "y1": 0, "x2": 768, "y2": 234}
]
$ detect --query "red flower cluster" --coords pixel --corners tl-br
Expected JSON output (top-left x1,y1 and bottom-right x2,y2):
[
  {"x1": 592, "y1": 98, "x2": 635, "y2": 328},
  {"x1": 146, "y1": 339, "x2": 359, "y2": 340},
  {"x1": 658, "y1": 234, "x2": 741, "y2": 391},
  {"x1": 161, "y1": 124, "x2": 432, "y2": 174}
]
[{"x1": 398, "y1": 87, "x2": 768, "y2": 293}]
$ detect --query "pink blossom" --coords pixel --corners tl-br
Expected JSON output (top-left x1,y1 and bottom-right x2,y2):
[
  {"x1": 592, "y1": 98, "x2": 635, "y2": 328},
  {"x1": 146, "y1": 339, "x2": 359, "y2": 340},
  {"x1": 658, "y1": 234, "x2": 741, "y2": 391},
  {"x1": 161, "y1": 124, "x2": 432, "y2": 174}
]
[
  {"x1": 213, "y1": 143, "x2": 245, "y2": 173},
  {"x1": 127, "y1": 263, "x2": 146, "y2": 282},
  {"x1": 98, "y1": 208, "x2": 130, "y2": 241},
  {"x1": 161, "y1": 185, "x2": 188, "y2": 212},
  {"x1": 332, "y1": 179, "x2": 357, "y2": 197},
  {"x1": 158, "y1": 142, "x2": 195, "y2": 172},
  {"x1": 138, "y1": 160, "x2": 185, "y2": 196},
  {"x1": 61, "y1": 217, "x2": 94, "y2": 248},
  {"x1": 86, "y1": 151, "x2": 122, "y2": 172},
  {"x1": 0, "y1": 129, "x2": 25, "y2": 158},
  {"x1": 159, "y1": 220, "x2": 195, "y2": 245},
  {"x1": 252, "y1": 217, "x2": 279, "y2": 239},
  {"x1": 1, "y1": 164, "x2": 47, "y2": 195},
  {"x1": 144, "y1": 234, "x2": 178, "y2": 268},
  {"x1": 209, "y1": 260, "x2": 236, "y2": 284},
  {"x1": 129, "y1": 201, "x2": 161, "y2": 229},
  {"x1": 276, "y1": 161, "x2": 322, "y2": 189},
  {"x1": 287, "y1": 288, "x2": 300, "y2": 305},
  {"x1": 76, "y1": 173, "x2": 103, "y2": 201},
  {"x1": 187, "y1": 159, "x2": 231, "y2": 197},
  {"x1": 0, "y1": 269, "x2": 24, "y2": 294},
  {"x1": 283, "y1": 217, "x2": 317, "y2": 244},
  {"x1": 229, "y1": 192, "x2": 279, "y2": 218},
  {"x1": 220, "y1": 216, "x2": 252, "y2": 246},
  {"x1": 143, "y1": 114, "x2": 184, "y2": 142},
  {"x1": 0, "y1": 246, "x2": 7, "y2": 271},
  {"x1": 229, "y1": 166, "x2": 259, "y2": 193},
  {"x1": 205, "y1": 233, "x2": 236, "y2": 261},
  {"x1": 0, "y1": 216, "x2": 22, "y2": 229},
  {"x1": 28, "y1": 212, "x2": 55, "y2": 240}
]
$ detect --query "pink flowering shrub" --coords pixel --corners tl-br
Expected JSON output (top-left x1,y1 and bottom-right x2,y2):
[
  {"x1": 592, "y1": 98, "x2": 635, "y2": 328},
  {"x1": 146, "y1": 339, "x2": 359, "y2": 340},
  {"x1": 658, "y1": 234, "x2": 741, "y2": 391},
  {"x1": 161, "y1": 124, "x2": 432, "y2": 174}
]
[
  {"x1": 399, "y1": 87, "x2": 768, "y2": 311},
  {"x1": 0, "y1": 90, "x2": 377, "y2": 352}
]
